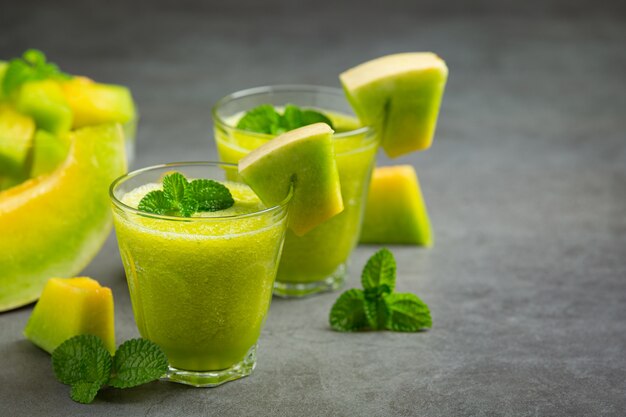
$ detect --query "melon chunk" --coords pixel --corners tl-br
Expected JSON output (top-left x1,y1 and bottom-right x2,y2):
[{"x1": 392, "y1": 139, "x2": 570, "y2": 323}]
[
  {"x1": 23, "y1": 277, "x2": 115, "y2": 354},
  {"x1": 239, "y1": 123, "x2": 343, "y2": 236},
  {"x1": 0, "y1": 105, "x2": 35, "y2": 177},
  {"x1": 340, "y1": 53, "x2": 448, "y2": 157},
  {"x1": 61, "y1": 76, "x2": 136, "y2": 128},
  {"x1": 360, "y1": 165, "x2": 432, "y2": 246},
  {"x1": 15, "y1": 79, "x2": 73, "y2": 135},
  {"x1": 30, "y1": 130, "x2": 70, "y2": 177},
  {"x1": 0, "y1": 124, "x2": 127, "y2": 311}
]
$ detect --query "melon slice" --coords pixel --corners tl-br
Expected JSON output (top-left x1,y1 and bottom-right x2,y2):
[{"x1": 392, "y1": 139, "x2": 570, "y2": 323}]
[
  {"x1": 0, "y1": 105, "x2": 35, "y2": 177},
  {"x1": 0, "y1": 123, "x2": 127, "y2": 312},
  {"x1": 340, "y1": 52, "x2": 448, "y2": 157},
  {"x1": 238, "y1": 123, "x2": 343, "y2": 236},
  {"x1": 61, "y1": 76, "x2": 136, "y2": 128},
  {"x1": 15, "y1": 79, "x2": 73, "y2": 135},
  {"x1": 23, "y1": 277, "x2": 115, "y2": 354},
  {"x1": 360, "y1": 165, "x2": 432, "y2": 246},
  {"x1": 30, "y1": 130, "x2": 70, "y2": 177}
]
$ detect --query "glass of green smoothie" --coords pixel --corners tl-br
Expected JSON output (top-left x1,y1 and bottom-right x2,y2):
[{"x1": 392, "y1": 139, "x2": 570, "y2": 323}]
[
  {"x1": 213, "y1": 85, "x2": 378, "y2": 297},
  {"x1": 110, "y1": 162, "x2": 291, "y2": 387}
]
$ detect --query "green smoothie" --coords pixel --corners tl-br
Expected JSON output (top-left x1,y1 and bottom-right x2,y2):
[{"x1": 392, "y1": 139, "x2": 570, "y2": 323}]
[
  {"x1": 112, "y1": 177, "x2": 289, "y2": 372},
  {"x1": 215, "y1": 108, "x2": 378, "y2": 290}
]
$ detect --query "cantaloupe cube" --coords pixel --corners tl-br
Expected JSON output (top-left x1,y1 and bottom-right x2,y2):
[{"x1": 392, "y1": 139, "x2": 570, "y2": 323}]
[{"x1": 23, "y1": 277, "x2": 115, "y2": 354}]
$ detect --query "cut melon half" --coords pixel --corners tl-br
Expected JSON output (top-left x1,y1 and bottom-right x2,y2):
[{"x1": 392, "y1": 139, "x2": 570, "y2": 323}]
[
  {"x1": 23, "y1": 277, "x2": 115, "y2": 354},
  {"x1": 238, "y1": 123, "x2": 343, "y2": 236},
  {"x1": 340, "y1": 52, "x2": 448, "y2": 157},
  {"x1": 360, "y1": 165, "x2": 432, "y2": 246},
  {"x1": 0, "y1": 123, "x2": 127, "y2": 312}
]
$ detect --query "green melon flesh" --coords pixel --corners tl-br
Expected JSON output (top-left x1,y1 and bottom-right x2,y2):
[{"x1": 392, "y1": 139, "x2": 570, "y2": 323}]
[
  {"x1": 30, "y1": 130, "x2": 70, "y2": 177},
  {"x1": 61, "y1": 76, "x2": 136, "y2": 128},
  {"x1": 238, "y1": 123, "x2": 343, "y2": 236},
  {"x1": 340, "y1": 52, "x2": 448, "y2": 158},
  {"x1": 0, "y1": 123, "x2": 127, "y2": 312},
  {"x1": 0, "y1": 105, "x2": 35, "y2": 178},
  {"x1": 0, "y1": 61, "x2": 7, "y2": 100},
  {"x1": 360, "y1": 165, "x2": 432, "y2": 245},
  {"x1": 23, "y1": 277, "x2": 116, "y2": 354},
  {"x1": 15, "y1": 79, "x2": 73, "y2": 135}
]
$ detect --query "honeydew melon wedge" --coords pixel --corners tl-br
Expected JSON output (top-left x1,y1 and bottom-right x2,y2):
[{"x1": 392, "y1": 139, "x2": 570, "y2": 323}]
[
  {"x1": 61, "y1": 76, "x2": 136, "y2": 128},
  {"x1": 23, "y1": 277, "x2": 115, "y2": 354},
  {"x1": 0, "y1": 105, "x2": 35, "y2": 177},
  {"x1": 0, "y1": 123, "x2": 127, "y2": 312},
  {"x1": 239, "y1": 123, "x2": 343, "y2": 236},
  {"x1": 360, "y1": 165, "x2": 432, "y2": 246},
  {"x1": 15, "y1": 79, "x2": 73, "y2": 135},
  {"x1": 340, "y1": 52, "x2": 448, "y2": 157}
]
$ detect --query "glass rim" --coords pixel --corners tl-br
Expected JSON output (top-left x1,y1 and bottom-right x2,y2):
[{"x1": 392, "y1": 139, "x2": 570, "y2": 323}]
[
  {"x1": 109, "y1": 161, "x2": 293, "y2": 222},
  {"x1": 211, "y1": 84, "x2": 373, "y2": 139}
]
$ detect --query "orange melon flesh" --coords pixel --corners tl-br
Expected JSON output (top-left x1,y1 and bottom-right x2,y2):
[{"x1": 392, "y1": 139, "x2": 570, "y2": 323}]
[
  {"x1": 23, "y1": 277, "x2": 115, "y2": 354},
  {"x1": 359, "y1": 165, "x2": 433, "y2": 246},
  {"x1": 0, "y1": 123, "x2": 127, "y2": 311},
  {"x1": 340, "y1": 52, "x2": 448, "y2": 157},
  {"x1": 61, "y1": 76, "x2": 136, "y2": 128},
  {"x1": 239, "y1": 123, "x2": 343, "y2": 236}
]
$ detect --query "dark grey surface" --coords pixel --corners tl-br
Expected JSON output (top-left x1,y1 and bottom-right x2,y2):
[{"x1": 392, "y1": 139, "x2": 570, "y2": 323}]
[{"x1": 1, "y1": 1, "x2": 625, "y2": 416}]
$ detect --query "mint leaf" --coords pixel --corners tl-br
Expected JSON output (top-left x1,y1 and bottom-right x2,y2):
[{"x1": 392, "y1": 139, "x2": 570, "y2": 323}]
[
  {"x1": 2, "y1": 49, "x2": 68, "y2": 96},
  {"x1": 109, "y1": 339, "x2": 168, "y2": 389},
  {"x1": 236, "y1": 104, "x2": 282, "y2": 134},
  {"x1": 361, "y1": 248, "x2": 396, "y2": 296},
  {"x1": 301, "y1": 109, "x2": 333, "y2": 127},
  {"x1": 384, "y1": 293, "x2": 432, "y2": 332},
  {"x1": 52, "y1": 335, "x2": 112, "y2": 404},
  {"x1": 138, "y1": 190, "x2": 172, "y2": 215},
  {"x1": 162, "y1": 172, "x2": 188, "y2": 203},
  {"x1": 236, "y1": 104, "x2": 334, "y2": 135},
  {"x1": 188, "y1": 179, "x2": 235, "y2": 212},
  {"x1": 329, "y1": 289, "x2": 368, "y2": 332},
  {"x1": 281, "y1": 104, "x2": 303, "y2": 131},
  {"x1": 363, "y1": 298, "x2": 389, "y2": 330},
  {"x1": 70, "y1": 381, "x2": 101, "y2": 404}
]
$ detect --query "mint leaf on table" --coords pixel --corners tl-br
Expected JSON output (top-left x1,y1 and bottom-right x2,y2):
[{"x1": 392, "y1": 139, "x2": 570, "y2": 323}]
[
  {"x1": 329, "y1": 289, "x2": 368, "y2": 331},
  {"x1": 236, "y1": 103, "x2": 334, "y2": 135},
  {"x1": 384, "y1": 293, "x2": 432, "y2": 332},
  {"x1": 363, "y1": 298, "x2": 389, "y2": 330},
  {"x1": 52, "y1": 335, "x2": 112, "y2": 404},
  {"x1": 361, "y1": 247, "x2": 396, "y2": 298},
  {"x1": 2, "y1": 49, "x2": 69, "y2": 96},
  {"x1": 109, "y1": 339, "x2": 168, "y2": 389},
  {"x1": 52, "y1": 336, "x2": 169, "y2": 404},
  {"x1": 329, "y1": 248, "x2": 432, "y2": 333},
  {"x1": 138, "y1": 172, "x2": 234, "y2": 217},
  {"x1": 188, "y1": 179, "x2": 235, "y2": 212}
]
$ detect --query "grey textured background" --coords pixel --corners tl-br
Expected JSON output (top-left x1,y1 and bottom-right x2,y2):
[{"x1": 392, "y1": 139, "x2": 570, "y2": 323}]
[{"x1": 1, "y1": 0, "x2": 625, "y2": 416}]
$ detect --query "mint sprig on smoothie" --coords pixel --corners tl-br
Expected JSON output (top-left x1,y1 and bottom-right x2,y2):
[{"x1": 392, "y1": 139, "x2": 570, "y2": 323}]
[
  {"x1": 138, "y1": 172, "x2": 235, "y2": 216},
  {"x1": 236, "y1": 103, "x2": 334, "y2": 135},
  {"x1": 329, "y1": 248, "x2": 432, "y2": 332}
]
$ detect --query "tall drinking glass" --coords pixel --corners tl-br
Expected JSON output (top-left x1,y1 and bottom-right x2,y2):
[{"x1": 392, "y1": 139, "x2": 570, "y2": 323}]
[
  {"x1": 110, "y1": 162, "x2": 291, "y2": 386},
  {"x1": 213, "y1": 85, "x2": 378, "y2": 297}
]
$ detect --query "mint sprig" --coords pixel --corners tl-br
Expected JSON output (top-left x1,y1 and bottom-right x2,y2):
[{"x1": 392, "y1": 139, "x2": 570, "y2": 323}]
[
  {"x1": 137, "y1": 172, "x2": 234, "y2": 217},
  {"x1": 329, "y1": 248, "x2": 432, "y2": 332},
  {"x1": 236, "y1": 103, "x2": 334, "y2": 135},
  {"x1": 52, "y1": 335, "x2": 168, "y2": 404},
  {"x1": 2, "y1": 49, "x2": 69, "y2": 96}
]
